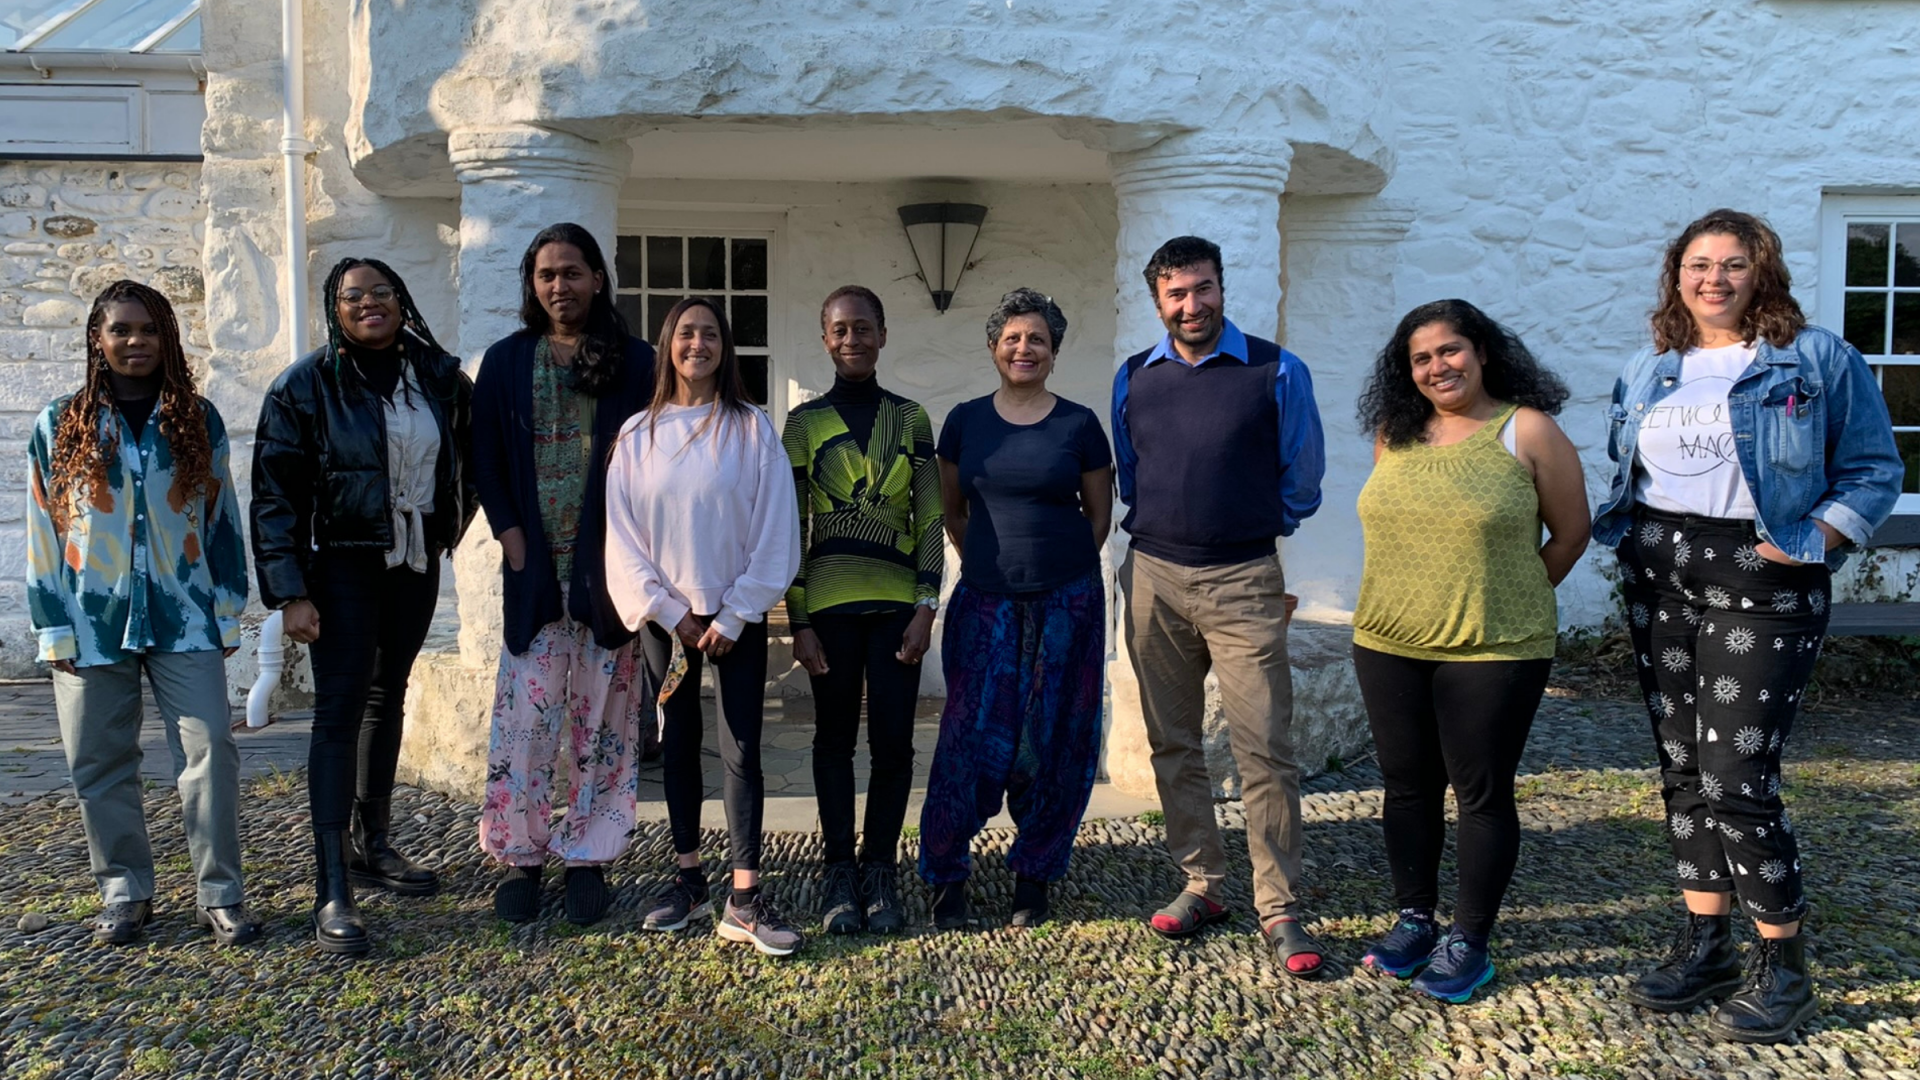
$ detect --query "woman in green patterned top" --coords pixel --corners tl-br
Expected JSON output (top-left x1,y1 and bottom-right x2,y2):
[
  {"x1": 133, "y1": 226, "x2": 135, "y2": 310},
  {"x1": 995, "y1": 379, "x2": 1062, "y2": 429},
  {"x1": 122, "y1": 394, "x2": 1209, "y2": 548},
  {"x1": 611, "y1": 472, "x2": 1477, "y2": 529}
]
[
  {"x1": 1351, "y1": 299, "x2": 1588, "y2": 1004},
  {"x1": 784, "y1": 285, "x2": 943, "y2": 936}
]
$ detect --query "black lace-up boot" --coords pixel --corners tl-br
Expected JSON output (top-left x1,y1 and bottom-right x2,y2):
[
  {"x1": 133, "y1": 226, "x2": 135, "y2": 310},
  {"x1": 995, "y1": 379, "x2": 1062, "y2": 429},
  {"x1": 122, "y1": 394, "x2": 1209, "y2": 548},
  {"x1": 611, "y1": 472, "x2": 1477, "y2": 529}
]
[
  {"x1": 1626, "y1": 911, "x2": 1744, "y2": 1011},
  {"x1": 1711, "y1": 935, "x2": 1816, "y2": 1044}
]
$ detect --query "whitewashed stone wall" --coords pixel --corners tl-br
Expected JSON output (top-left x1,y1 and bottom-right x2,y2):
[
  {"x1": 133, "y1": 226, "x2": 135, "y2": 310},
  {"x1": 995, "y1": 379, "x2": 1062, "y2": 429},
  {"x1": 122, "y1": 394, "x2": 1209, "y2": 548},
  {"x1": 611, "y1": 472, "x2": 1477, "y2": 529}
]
[
  {"x1": 1279, "y1": 0, "x2": 1920, "y2": 628},
  {"x1": 0, "y1": 163, "x2": 207, "y2": 677}
]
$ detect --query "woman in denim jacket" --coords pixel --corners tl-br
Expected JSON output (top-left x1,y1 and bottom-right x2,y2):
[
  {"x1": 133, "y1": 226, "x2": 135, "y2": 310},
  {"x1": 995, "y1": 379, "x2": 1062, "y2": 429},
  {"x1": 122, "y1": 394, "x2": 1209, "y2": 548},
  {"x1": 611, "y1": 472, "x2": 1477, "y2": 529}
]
[{"x1": 1592, "y1": 209, "x2": 1902, "y2": 1044}]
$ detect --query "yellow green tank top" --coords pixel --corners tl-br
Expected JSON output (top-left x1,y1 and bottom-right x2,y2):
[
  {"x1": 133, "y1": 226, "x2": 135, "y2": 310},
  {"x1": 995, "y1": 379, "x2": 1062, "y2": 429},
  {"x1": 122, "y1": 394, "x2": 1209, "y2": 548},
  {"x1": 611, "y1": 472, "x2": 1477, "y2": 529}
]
[{"x1": 1353, "y1": 405, "x2": 1557, "y2": 661}]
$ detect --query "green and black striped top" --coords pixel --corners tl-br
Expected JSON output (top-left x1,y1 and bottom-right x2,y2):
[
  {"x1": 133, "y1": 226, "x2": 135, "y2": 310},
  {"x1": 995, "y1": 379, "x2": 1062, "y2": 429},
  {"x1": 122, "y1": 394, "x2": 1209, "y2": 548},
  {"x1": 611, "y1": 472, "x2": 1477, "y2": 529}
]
[{"x1": 782, "y1": 376, "x2": 942, "y2": 628}]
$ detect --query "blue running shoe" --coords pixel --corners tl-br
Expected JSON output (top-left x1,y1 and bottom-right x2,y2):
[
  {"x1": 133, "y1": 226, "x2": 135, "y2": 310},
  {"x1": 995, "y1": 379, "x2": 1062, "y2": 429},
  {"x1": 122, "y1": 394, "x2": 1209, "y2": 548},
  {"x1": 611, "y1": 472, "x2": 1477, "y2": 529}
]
[
  {"x1": 1362, "y1": 912, "x2": 1439, "y2": 978},
  {"x1": 1411, "y1": 929, "x2": 1496, "y2": 1004}
]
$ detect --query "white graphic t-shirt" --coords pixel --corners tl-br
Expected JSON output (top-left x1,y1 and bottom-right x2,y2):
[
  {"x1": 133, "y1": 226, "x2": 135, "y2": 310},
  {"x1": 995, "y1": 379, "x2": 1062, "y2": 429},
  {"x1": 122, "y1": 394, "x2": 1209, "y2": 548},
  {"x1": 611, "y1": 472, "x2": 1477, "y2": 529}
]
[{"x1": 1632, "y1": 343, "x2": 1759, "y2": 520}]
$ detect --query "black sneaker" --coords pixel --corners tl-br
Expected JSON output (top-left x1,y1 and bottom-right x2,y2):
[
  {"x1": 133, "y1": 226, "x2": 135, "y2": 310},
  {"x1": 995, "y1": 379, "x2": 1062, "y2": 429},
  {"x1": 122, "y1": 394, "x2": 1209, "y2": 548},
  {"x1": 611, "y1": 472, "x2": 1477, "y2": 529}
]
[
  {"x1": 642, "y1": 876, "x2": 712, "y2": 932},
  {"x1": 493, "y1": 865, "x2": 544, "y2": 923},
  {"x1": 820, "y1": 863, "x2": 862, "y2": 935},
  {"x1": 563, "y1": 866, "x2": 611, "y2": 926},
  {"x1": 860, "y1": 863, "x2": 905, "y2": 935}
]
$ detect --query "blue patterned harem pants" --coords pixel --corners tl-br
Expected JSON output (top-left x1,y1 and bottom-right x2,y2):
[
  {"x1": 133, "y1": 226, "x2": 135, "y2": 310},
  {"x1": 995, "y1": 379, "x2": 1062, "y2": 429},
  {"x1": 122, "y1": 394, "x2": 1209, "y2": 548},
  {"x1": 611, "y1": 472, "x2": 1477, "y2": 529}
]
[{"x1": 918, "y1": 571, "x2": 1106, "y2": 885}]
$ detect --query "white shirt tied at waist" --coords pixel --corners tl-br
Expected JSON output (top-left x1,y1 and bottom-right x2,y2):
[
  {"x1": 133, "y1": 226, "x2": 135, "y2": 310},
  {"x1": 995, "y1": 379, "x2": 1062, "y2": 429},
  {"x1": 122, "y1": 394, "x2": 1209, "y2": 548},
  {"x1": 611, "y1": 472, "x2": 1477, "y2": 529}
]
[{"x1": 382, "y1": 362, "x2": 441, "y2": 572}]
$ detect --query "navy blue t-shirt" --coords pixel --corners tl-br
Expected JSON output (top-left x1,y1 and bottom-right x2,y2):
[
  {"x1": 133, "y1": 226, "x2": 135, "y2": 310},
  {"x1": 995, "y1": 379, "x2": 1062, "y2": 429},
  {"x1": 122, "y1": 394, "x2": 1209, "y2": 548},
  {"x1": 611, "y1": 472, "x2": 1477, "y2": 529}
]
[{"x1": 937, "y1": 394, "x2": 1113, "y2": 594}]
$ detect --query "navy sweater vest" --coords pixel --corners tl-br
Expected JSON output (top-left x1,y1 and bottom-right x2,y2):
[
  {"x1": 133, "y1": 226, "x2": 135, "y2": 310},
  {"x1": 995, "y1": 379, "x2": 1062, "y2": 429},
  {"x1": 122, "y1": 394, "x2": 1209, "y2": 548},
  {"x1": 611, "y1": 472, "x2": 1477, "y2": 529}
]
[{"x1": 1121, "y1": 337, "x2": 1284, "y2": 567}]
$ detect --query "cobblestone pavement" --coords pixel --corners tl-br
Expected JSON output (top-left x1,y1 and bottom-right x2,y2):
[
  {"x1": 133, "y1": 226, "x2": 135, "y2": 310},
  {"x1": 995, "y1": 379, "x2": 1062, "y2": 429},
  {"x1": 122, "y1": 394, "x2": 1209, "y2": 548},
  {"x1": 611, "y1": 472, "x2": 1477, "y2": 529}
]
[{"x1": 2, "y1": 673, "x2": 1917, "y2": 1079}]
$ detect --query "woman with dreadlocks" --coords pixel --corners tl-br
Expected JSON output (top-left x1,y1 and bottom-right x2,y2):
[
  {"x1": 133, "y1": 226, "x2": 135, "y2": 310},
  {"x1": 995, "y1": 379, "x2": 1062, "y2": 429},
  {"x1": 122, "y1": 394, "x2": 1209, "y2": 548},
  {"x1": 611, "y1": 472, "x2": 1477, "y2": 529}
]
[
  {"x1": 251, "y1": 256, "x2": 476, "y2": 956},
  {"x1": 27, "y1": 281, "x2": 258, "y2": 947},
  {"x1": 471, "y1": 223, "x2": 655, "y2": 927}
]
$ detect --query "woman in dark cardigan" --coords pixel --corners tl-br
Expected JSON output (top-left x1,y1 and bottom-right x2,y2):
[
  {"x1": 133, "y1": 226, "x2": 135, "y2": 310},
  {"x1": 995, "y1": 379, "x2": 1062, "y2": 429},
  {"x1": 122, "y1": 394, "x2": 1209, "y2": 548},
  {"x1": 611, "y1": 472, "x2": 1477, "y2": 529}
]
[{"x1": 472, "y1": 223, "x2": 656, "y2": 925}]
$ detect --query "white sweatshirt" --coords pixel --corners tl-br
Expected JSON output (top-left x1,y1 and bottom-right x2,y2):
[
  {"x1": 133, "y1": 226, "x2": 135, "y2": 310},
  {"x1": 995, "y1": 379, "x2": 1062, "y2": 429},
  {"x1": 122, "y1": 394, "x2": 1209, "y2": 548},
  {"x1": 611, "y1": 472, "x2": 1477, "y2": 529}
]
[{"x1": 605, "y1": 401, "x2": 801, "y2": 642}]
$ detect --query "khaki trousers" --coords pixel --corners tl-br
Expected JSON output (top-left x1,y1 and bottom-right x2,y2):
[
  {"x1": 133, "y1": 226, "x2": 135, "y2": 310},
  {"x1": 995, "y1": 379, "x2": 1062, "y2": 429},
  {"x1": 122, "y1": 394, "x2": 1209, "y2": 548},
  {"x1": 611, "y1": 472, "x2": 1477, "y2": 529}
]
[
  {"x1": 52, "y1": 649, "x2": 245, "y2": 908},
  {"x1": 1121, "y1": 548, "x2": 1302, "y2": 921}
]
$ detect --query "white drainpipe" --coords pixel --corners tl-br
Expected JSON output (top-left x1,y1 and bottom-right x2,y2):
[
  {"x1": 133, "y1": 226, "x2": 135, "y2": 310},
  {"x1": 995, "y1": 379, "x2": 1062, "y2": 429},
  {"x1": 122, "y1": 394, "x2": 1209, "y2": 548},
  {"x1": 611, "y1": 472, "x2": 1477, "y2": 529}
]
[
  {"x1": 281, "y1": 0, "x2": 312, "y2": 363},
  {"x1": 247, "y1": 610, "x2": 286, "y2": 728}
]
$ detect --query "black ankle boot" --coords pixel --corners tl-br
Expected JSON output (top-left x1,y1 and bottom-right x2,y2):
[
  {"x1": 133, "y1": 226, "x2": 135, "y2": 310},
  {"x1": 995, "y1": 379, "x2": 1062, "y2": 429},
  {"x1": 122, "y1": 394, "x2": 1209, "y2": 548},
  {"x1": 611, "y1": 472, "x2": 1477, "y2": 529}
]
[
  {"x1": 931, "y1": 880, "x2": 970, "y2": 930},
  {"x1": 1711, "y1": 935, "x2": 1817, "y2": 1044},
  {"x1": 1626, "y1": 912, "x2": 1744, "y2": 1011},
  {"x1": 313, "y1": 831, "x2": 371, "y2": 956},
  {"x1": 349, "y1": 796, "x2": 438, "y2": 896},
  {"x1": 1010, "y1": 876, "x2": 1050, "y2": 929}
]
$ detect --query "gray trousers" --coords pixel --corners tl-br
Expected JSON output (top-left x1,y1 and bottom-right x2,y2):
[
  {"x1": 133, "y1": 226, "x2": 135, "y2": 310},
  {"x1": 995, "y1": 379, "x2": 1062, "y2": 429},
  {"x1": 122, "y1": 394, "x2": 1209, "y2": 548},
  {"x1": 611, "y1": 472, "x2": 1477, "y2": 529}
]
[
  {"x1": 1121, "y1": 548, "x2": 1303, "y2": 923},
  {"x1": 52, "y1": 649, "x2": 245, "y2": 907}
]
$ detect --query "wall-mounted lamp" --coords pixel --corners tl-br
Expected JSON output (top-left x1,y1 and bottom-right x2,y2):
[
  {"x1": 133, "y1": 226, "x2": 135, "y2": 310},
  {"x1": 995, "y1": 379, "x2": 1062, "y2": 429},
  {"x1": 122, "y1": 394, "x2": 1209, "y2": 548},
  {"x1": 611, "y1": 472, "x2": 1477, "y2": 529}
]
[{"x1": 898, "y1": 202, "x2": 987, "y2": 313}]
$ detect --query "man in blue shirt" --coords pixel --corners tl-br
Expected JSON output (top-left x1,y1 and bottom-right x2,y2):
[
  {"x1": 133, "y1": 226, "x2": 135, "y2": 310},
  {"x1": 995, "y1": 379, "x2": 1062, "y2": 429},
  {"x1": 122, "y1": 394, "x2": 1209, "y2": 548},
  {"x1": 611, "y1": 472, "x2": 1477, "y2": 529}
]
[{"x1": 1111, "y1": 235, "x2": 1326, "y2": 976}]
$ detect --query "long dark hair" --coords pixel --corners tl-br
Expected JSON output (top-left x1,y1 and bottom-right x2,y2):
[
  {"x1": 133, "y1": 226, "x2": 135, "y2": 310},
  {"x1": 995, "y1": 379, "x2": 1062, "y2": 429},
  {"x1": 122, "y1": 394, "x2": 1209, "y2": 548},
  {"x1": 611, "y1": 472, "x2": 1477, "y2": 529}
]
[
  {"x1": 518, "y1": 223, "x2": 628, "y2": 396},
  {"x1": 50, "y1": 281, "x2": 210, "y2": 530},
  {"x1": 1358, "y1": 298, "x2": 1570, "y2": 448},
  {"x1": 644, "y1": 296, "x2": 753, "y2": 451},
  {"x1": 321, "y1": 256, "x2": 446, "y2": 405},
  {"x1": 1651, "y1": 208, "x2": 1806, "y2": 354}
]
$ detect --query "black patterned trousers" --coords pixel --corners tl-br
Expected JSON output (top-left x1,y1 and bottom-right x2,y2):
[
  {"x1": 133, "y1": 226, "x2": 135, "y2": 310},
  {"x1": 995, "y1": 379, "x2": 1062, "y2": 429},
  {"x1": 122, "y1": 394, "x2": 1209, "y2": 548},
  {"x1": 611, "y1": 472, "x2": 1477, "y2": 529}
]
[{"x1": 1617, "y1": 509, "x2": 1828, "y2": 924}]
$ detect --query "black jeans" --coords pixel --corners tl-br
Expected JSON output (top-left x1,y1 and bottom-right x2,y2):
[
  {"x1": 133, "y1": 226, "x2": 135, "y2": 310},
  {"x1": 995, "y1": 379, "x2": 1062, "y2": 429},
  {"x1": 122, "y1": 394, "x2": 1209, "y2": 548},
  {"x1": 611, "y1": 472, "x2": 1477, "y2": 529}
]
[
  {"x1": 1352, "y1": 643, "x2": 1552, "y2": 938},
  {"x1": 806, "y1": 610, "x2": 923, "y2": 868},
  {"x1": 306, "y1": 551, "x2": 440, "y2": 833},
  {"x1": 1618, "y1": 509, "x2": 1827, "y2": 924},
  {"x1": 641, "y1": 619, "x2": 770, "y2": 872}
]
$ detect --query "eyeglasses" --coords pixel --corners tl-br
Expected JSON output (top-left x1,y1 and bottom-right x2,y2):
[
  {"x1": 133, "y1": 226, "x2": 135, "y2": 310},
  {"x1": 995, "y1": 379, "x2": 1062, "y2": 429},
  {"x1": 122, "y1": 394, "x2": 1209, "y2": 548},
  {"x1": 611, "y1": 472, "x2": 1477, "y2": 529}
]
[
  {"x1": 1680, "y1": 258, "x2": 1753, "y2": 280},
  {"x1": 340, "y1": 285, "x2": 396, "y2": 303}
]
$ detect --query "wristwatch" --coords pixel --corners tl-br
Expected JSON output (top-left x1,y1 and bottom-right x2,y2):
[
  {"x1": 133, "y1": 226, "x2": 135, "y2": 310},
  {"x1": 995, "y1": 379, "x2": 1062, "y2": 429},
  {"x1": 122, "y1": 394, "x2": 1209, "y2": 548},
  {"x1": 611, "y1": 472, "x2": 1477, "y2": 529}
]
[{"x1": 916, "y1": 597, "x2": 940, "y2": 613}]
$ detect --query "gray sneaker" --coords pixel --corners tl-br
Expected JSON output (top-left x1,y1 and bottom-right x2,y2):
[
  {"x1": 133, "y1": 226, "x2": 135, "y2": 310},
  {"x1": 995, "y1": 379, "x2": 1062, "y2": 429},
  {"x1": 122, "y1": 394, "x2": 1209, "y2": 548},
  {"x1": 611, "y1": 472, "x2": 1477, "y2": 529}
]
[
  {"x1": 820, "y1": 863, "x2": 862, "y2": 935},
  {"x1": 642, "y1": 877, "x2": 712, "y2": 932},
  {"x1": 719, "y1": 893, "x2": 805, "y2": 956}
]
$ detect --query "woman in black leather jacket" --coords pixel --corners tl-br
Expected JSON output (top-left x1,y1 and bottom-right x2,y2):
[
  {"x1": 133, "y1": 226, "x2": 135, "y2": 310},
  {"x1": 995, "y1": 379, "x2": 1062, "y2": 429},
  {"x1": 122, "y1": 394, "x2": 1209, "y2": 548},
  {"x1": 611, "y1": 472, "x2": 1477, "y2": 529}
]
[{"x1": 251, "y1": 257, "x2": 475, "y2": 956}]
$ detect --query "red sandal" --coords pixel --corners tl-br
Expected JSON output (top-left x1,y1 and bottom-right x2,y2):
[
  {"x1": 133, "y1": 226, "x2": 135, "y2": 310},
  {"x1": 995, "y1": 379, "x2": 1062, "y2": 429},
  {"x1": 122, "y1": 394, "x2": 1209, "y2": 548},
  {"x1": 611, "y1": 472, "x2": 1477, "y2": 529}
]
[
  {"x1": 1150, "y1": 890, "x2": 1231, "y2": 939},
  {"x1": 1263, "y1": 915, "x2": 1327, "y2": 979}
]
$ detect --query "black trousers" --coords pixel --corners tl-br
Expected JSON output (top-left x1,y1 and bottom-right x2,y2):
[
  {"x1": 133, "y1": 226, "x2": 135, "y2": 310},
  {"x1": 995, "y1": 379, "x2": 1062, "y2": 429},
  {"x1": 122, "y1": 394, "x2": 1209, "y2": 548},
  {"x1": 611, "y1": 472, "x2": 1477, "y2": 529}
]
[
  {"x1": 1618, "y1": 509, "x2": 1827, "y2": 924},
  {"x1": 305, "y1": 551, "x2": 439, "y2": 833},
  {"x1": 806, "y1": 610, "x2": 923, "y2": 868},
  {"x1": 640, "y1": 619, "x2": 769, "y2": 872},
  {"x1": 1352, "y1": 643, "x2": 1552, "y2": 938}
]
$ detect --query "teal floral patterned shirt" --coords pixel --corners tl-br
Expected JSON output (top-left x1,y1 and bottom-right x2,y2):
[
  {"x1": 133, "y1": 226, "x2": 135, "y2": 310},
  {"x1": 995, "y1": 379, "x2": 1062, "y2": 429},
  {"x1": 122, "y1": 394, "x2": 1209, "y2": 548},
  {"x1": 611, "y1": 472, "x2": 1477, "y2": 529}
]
[{"x1": 27, "y1": 394, "x2": 248, "y2": 667}]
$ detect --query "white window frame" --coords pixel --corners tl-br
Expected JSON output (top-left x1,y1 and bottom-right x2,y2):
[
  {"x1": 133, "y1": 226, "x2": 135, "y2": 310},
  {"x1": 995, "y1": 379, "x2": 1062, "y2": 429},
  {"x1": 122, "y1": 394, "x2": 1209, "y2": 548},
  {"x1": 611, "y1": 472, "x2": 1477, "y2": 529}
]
[
  {"x1": 1818, "y1": 194, "x2": 1920, "y2": 515},
  {"x1": 614, "y1": 208, "x2": 786, "y2": 426}
]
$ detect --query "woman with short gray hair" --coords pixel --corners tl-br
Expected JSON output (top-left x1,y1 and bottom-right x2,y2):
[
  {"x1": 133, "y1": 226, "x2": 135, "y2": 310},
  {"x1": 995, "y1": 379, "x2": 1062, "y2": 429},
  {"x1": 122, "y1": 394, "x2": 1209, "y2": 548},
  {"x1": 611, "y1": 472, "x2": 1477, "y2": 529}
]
[{"x1": 917, "y1": 288, "x2": 1114, "y2": 931}]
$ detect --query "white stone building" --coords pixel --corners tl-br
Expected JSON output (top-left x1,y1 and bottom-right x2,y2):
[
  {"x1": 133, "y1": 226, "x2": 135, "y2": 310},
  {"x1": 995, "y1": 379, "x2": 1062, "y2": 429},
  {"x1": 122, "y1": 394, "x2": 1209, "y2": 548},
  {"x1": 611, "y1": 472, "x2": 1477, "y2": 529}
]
[{"x1": 4, "y1": 2, "x2": 1916, "y2": 794}]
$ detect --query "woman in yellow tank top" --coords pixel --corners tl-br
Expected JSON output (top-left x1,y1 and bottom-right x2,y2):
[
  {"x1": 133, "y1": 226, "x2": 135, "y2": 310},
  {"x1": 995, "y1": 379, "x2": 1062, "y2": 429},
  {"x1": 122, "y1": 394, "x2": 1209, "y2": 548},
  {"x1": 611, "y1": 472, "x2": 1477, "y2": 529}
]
[{"x1": 1351, "y1": 299, "x2": 1590, "y2": 1003}]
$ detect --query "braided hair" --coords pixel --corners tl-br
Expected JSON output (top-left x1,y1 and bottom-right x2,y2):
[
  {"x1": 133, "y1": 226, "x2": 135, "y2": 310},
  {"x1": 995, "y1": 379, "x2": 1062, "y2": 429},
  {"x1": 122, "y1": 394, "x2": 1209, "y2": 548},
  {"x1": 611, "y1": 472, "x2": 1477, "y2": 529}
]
[
  {"x1": 321, "y1": 256, "x2": 448, "y2": 405},
  {"x1": 48, "y1": 281, "x2": 210, "y2": 530},
  {"x1": 518, "y1": 223, "x2": 629, "y2": 397}
]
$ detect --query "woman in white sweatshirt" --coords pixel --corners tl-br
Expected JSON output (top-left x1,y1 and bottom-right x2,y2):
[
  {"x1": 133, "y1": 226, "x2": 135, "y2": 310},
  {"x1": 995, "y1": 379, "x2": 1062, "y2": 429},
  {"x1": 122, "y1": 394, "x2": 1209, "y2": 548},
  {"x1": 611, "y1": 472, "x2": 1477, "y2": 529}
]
[{"x1": 606, "y1": 296, "x2": 803, "y2": 956}]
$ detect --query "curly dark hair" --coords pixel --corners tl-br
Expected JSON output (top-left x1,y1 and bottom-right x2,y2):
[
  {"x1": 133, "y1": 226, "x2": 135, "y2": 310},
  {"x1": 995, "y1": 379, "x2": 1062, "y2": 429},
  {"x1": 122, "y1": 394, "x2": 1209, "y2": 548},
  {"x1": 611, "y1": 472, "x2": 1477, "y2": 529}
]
[
  {"x1": 321, "y1": 256, "x2": 450, "y2": 407},
  {"x1": 1358, "y1": 299, "x2": 1570, "y2": 449},
  {"x1": 985, "y1": 287, "x2": 1068, "y2": 351},
  {"x1": 49, "y1": 281, "x2": 210, "y2": 531},
  {"x1": 820, "y1": 284, "x2": 885, "y2": 332},
  {"x1": 1141, "y1": 235, "x2": 1223, "y2": 298},
  {"x1": 519, "y1": 223, "x2": 631, "y2": 396},
  {"x1": 1650, "y1": 208, "x2": 1806, "y2": 354}
]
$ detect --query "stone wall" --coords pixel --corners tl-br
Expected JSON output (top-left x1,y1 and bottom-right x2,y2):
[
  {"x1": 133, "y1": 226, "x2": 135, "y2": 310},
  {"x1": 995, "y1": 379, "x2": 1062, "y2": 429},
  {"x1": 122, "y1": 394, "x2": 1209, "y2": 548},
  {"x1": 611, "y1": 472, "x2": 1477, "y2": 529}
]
[{"x1": 0, "y1": 162, "x2": 207, "y2": 677}]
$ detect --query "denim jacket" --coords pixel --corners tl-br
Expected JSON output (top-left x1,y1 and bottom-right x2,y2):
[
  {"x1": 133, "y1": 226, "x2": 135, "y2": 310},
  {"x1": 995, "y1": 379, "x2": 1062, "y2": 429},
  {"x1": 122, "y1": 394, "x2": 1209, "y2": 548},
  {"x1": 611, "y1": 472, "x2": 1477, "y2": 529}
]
[{"x1": 1593, "y1": 325, "x2": 1903, "y2": 569}]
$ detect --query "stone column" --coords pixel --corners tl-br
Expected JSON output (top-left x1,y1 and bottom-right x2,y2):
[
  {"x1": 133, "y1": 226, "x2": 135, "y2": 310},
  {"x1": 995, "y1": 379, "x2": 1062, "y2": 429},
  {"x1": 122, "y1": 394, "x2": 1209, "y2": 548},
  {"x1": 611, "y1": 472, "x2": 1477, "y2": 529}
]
[
  {"x1": 1102, "y1": 132, "x2": 1292, "y2": 801},
  {"x1": 400, "y1": 124, "x2": 628, "y2": 796},
  {"x1": 446, "y1": 124, "x2": 631, "y2": 666}
]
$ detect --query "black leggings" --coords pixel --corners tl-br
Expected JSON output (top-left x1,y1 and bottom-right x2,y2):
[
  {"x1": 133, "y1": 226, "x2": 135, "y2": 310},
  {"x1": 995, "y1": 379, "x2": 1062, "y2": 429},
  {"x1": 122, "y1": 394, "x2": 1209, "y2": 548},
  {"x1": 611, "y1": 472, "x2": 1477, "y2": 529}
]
[
  {"x1": 807, "y1": 610, "x2": 923, "y2": 868},
  {"x1": 1352, "y1": 644, "x2": 1552, "y2": 938},
  {"x1": 641, "y1": 619, "x2": 769, "y2": 872},
  {"x1": 306, "y1": 551, "x2": 439, "y2": 833}
]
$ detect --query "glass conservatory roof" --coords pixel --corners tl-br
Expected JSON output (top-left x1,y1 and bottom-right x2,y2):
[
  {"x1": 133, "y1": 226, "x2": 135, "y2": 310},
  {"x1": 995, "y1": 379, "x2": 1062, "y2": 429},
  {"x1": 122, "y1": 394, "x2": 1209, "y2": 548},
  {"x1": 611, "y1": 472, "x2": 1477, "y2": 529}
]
[{"x1": 1, "y1": 0, "x2": 200, "y2": 54}]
